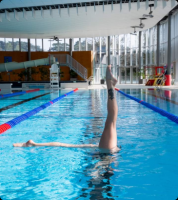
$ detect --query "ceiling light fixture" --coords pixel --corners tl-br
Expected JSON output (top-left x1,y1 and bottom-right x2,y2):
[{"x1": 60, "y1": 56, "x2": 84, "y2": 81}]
[
  {"x1": 135, "y1": 18, "x2": 147, "y2": 29},
  {"x1": 143, "y1": 4, "x2": 154, "y2": 18},
  {"x1": 130, "y1": 26, "x2": 137, "y2": 35},
  {"x1": 49, "y1": 36, "x2": 61, "y2": 42}
]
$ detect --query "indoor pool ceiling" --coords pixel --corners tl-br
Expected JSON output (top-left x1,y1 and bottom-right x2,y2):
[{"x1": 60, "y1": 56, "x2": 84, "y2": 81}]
[{"x1": 0, "y1": 1, "x2": 177, "y2": 38}]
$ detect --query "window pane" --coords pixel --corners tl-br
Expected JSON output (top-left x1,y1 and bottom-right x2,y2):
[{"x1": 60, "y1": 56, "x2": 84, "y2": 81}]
[
  {"x1": 119, "y1": 35, "x2": 125, "y2": 50},
  {"x1": 110, "y1": 36, "x2": 113, "y2": 54},
  {"x1": 132, "y1": 49, "x2": 136, "y2": 65},
  {"x1": 87, "y1": 38, "x2": 93, "y2": 51},
  {"x1": 59, "y1": 39, "x2": 64, "y2": 51},
  {"x1": 81, "y1": 38, "x2": 86, "y2": 51},
  {"x1": 115, "y1": 35, "x2": 119, "y2": 55},
  {"x1": 142, "y1": 50, "x2": 146, "y2": 65},
  {"x1": 36, "y1": 39, "x2": 42, "y2": 51},
  {"x1": 95, "y1": 52, "x2": 100, "y2": 64},
  {"x1": 65, "y1": 38, "x2": 70, "y2": 51},
  {"x1": 74, "y1": 38, "x2": 79, "y2": 51},
  {"x1": 142, "y1": 31, "x2": 146, "y2": 49},
  {"x1": 30, "y1": 39, "x2": 36, "y2": 51},
  {"x1": 43, "y1": 39, "x2": 50, "y2": 51},
  {"x1": 5, "y1": 38, "x2": 13, "y2": 51},
  {"x1": 126, "y1": 34, "x2": 130, "y2": 66},
  {"x1": 14, "y1": 38, "x2": 20, "y2": 51},
  {"x1": 94, "y1": 37, "x2": 100, "y2": 52},
  {"x1": 120, "y1": 51, "x2": 125, "y2": 66},
  {"x1": 0, "y1": 38, "x2": 5, "y2": 51},
  {"x1": 21, "y1": 38, "x2": 28, "y2": 52},
  {"x1": 50, "y1": 40, "x2": 58, "y2": 51},
  {"x1": 101, "y1": 37, "x2": 106, "y2": 53}
]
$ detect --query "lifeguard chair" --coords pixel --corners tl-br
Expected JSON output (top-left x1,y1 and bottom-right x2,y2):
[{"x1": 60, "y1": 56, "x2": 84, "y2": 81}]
[{"x1": 50, "y1": 63, "x2": 59, "y2": 89}]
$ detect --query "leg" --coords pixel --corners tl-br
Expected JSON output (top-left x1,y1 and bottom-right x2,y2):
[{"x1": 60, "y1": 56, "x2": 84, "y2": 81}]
[
  {"x1": 13, "y1": 140, "x2": 98, "y2": 148},
  {"x1": 99, "y1": 65, "x2": 119, "y2": 150},
  {"x1": 13, "y1": 140, "x2": 64, "y2": 147}
]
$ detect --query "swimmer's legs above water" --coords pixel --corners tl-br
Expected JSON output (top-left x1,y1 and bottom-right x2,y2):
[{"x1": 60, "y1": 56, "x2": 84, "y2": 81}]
[
  {"x1": 99, "y1": 65, "x2": 118, "y2": 150},
  {"x1": 13, "y1": 65, "x2": 120, "y2": 152}
]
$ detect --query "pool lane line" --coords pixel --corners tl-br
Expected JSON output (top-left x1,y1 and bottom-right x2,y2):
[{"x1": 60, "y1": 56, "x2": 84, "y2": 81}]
[
  {"x1": 0, "y1": 89, "x2": 40, "y2": 99},
  {"x1": 115, "y1": 88, "x2": 178, "y2": 124},
  {"x1": 0, "y1": 88, "x2": 78, "y2": 134},
  {"x1": 143, "y1": 91, "x2": 178, "y2": 105},
  {"x1": 0, "y1": 92, "x2": 51, "y2": 113}
]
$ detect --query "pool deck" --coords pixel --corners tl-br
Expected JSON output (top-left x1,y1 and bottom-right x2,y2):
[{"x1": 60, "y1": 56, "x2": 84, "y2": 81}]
[
  {"x1": 6, "y1": 84, "x2": 178, "y2": 91},
  {"x1": 88, "y1": 84, "x2": 178, "y2": 90}
]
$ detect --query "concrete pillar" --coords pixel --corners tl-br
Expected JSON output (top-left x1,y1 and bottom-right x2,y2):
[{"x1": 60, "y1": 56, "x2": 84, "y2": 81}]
[
  {"x1": 138, "y1": 31, "x2": 141, "y2": 70},
  {"x1": 166, "y1": 13, "x2": 172, "y2": 85},
  {"x1": 28, "y1": 39, "x2": 31, "y2": 81},
  {"x1": 69, "y1": 38, "x2": 73, "y2": 56},
  {"x1": 108, "y1": 36, "x2": 110, "y2": 65},
  {"x1": 175, "y1": 62, "x2": 178, "y2": 85},
  {"x1": 19, "y1": 38, "x2": 21, "y2": 52},
  {"x1": 157, "y1": 23, "x2": 160, "y2": 67},
  {"x1": 119, "y1": 67, "x2": 121, "y2": 84},
  {"x1": 64, "y1": 39, "x2": 66, "y2": 51},
  {"x1": 85, "y1": 38, "x2": 87, "y2": 51},
  {"x1": 138, "y1": 31, "x2": 142, "y2": 83},
  {"x1": 28, "y1": 39, "x2": 31, "y2": 61},
  {"x1": 79, "y1": 38, "x2": 81, "y2": 51},
  {"x1": 42, "y1": 39, "x2": 44, "y2": 52},
  {"x1": 130, "y1": 67, "x2": 133, "y2": 84}
]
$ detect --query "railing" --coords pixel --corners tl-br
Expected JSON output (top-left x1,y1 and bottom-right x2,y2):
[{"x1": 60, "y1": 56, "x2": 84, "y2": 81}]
[{"x1": 49, "y1": 54, "x2": 88, "y2": 81}]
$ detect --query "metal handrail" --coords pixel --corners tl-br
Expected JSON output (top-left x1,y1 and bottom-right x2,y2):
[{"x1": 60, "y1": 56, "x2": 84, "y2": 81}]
[{"x1": 49, "y1": 54, "x2": 88, "y2": 80}]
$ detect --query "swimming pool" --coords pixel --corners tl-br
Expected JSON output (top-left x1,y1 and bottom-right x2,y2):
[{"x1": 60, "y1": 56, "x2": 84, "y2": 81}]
[{"x1": 0, "y1": 88, "x2": 178, "y2": 200}]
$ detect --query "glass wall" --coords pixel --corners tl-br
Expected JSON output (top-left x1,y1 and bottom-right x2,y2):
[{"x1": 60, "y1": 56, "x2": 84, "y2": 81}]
[
  {"x1": 21, "y1": 38, "x2": 28, "y2": 52},
  {"x1": 36, "y1": 39, "x2": 42, "y2": 51},
  {"x1": 0, "y1": 9, "x2": 177, "y2": 85},
  {"x1": 81, "y1": 38, "x2": 86, "y2": 51},
  {"x1": 160, "y1": 20, "x2": 168, "y2": 66},
  {"x1": 87, "y1": 38, "x2": 93, "y2": 51},
  {"x1": 65, "y1": 39, "x2": 70, "y2": 51},
  {"x1": 43, "y1": 39, "x2": 50, "y2": 51},
  {"x1": 74, "y1": 38, "x2": 79, "y2": 51},
  {"x1": 0, "y1": 38, "x2": 5, "y2": 51},
  {"x1": 171, "y1": 11, "x2": 178, "y2": 63},
  {"x1": 59, "y1": 39, "x2": 65, "y2": 51},
  {"x1": 119, "y1": 35, "x2": 125, "y2": 66},
  {"x1": 5, "y1": 38, "x2": 13, "y2": 51},
  {"x1": 50, "y1": 40, "x2": 58, "y2": 51},
  {"x1": 14, "y1": 38, "x2": 20, "y2": 51},
  {"x1": 30, "y1": 39, "x2": 36, "y2": 51}
]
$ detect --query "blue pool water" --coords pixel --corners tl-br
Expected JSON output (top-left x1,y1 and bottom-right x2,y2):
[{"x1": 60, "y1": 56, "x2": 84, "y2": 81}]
[{"x1": 0, "y1": 89, "x2": 178, "y2": 200}]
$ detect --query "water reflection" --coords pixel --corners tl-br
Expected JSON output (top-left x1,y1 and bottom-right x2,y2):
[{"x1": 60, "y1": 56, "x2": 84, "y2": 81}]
[
  {"x1": 77, "y1": 89, "x2": 119, "y2": 199},
  {"x1": 78, "y1": 152, "x2": 119, "y2": 200}
]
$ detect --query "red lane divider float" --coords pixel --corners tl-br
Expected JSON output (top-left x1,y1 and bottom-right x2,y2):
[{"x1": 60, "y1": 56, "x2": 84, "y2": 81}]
[
  {"x1": 26, "y1": 89, "x2": 40, "y2": 93},
  {"x1": 115, "y1": 88, "x2": 178, "y2": 124},
  {"x1": 0, "y1": 88, "x2": 40, "y2": 99},
  {"x1": 0, "y1": 88, "x2": 78, "y2": 134}
]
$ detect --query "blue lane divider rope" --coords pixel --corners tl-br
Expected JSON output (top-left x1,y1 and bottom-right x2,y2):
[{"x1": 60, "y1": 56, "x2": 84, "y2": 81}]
[
  {"x1": 0, "y1": 88, "x2": 78, "y2": 134},
  {"x1": 0, "y1": 89, "x2": 40, "y2": 99},
  {"x1": 115, "y1": 88, "x2": 178, "y2": 124}
]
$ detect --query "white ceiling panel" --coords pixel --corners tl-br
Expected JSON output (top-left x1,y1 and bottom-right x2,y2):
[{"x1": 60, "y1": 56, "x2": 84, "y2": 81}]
[
  {"x1": 0, "y1": 0, "x2": 104, "y2": 9},
  {"x1": 0, "y1": 2, "x2": 176, "y2": 38}
]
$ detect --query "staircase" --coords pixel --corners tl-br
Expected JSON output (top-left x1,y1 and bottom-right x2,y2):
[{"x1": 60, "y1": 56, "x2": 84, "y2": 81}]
[{"x1": 49, "y1": 54, "x2": 88, "y2": 81}]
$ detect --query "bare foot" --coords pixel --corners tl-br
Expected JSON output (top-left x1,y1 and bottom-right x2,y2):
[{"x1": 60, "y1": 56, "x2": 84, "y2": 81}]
[
  {"x1": 106, "y1": 65, "x2": 118, "y2": 87},
  {"x1": 13, "y1": 140, "x2": 36, "y2": 147}
]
